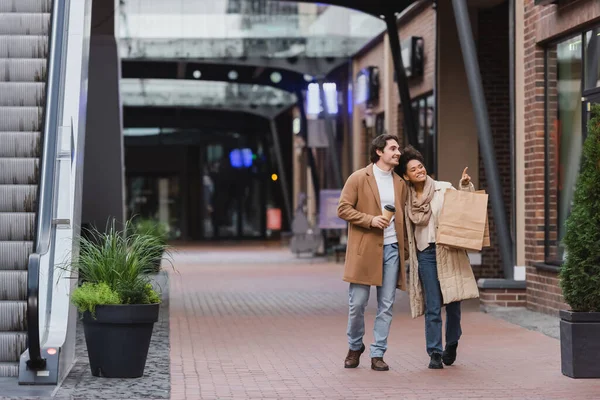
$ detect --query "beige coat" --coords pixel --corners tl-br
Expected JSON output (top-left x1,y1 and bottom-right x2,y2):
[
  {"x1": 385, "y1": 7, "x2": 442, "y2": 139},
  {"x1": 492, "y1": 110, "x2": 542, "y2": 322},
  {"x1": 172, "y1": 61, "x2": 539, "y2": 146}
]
[
  {"x1": 337, "y1": 164, "x2": 409, "y2": 291},
  {"x1": 405, "y1": 180, "x2": 480, "y2": 318}
]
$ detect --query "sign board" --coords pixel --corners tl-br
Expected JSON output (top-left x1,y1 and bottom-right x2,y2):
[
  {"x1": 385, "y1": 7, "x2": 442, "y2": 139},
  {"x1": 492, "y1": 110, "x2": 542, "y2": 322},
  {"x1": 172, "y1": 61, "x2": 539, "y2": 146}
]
[
  {"x1": 318, "y1": 189, "x2": 346, "y2": 229},
  {"x1": 307, "y1": 119, "x2": 334, "y2": 148},
  {"x1": 266, "y1": 208, "x2": 282, "y2": 230}
]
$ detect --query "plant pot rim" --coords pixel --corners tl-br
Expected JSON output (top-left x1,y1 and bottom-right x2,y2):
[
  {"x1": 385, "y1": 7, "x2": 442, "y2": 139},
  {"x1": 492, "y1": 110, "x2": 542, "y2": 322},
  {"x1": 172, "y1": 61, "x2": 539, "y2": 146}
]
[
  {"x1": 95, "y1": 302, "x2": 160, "y2": 307},
  {"x1": 560, "y1": 309, "x2": 600, "y2": 322},
  {"x1": 83, "y1": 303, "x2": 159, "y2": 324}
]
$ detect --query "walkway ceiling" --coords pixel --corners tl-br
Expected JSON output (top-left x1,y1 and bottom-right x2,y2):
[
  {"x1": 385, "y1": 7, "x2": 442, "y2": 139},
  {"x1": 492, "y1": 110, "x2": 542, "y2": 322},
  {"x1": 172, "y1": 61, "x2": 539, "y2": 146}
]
[
  {"x1": 121, "y1": 60, "x2": 316, "y2": 94},
  {"x1": 124, "y1": 106, "x2": 272, "y2": 132}
]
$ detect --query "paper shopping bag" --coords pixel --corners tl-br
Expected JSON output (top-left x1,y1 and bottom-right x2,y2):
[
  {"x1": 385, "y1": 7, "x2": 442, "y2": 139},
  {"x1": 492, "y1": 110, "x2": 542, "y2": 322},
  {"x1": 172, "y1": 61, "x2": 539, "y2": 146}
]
[
  {"x1": 476, "y1": 191, "x2": 491, "y2": 248},
  {"x1": 436, "y1": 189, "x2": 488, "y2": 251}
]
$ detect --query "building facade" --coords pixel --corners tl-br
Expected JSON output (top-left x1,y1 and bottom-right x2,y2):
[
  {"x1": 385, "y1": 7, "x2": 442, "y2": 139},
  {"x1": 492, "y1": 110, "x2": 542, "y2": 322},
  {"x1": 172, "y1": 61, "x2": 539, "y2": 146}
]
[{"x1": 343, "y1": 0, "x2": 600, "y2": 315}]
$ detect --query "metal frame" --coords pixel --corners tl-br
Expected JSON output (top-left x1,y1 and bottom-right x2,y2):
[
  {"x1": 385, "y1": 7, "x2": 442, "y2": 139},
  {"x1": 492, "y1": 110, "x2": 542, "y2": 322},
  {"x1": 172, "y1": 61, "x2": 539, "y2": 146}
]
[
  {"x1": 20, "y1": 0, "x2": 68, "y2": 385},
  {"x1": 295, "y1": 89, "x2": 321, "y2": 205},
  {"x1": 269, "y1": 119, "x2": 294, "y2": 228},
  {"x1": 452, "y1": 0, "x2": 514, "y2": 280},
  {"x1": 384, "y1": 13, "x2": 419, "y2": 150},
  {"x1": 318, "y1": 79, "x2": 344, "y2": 188}
]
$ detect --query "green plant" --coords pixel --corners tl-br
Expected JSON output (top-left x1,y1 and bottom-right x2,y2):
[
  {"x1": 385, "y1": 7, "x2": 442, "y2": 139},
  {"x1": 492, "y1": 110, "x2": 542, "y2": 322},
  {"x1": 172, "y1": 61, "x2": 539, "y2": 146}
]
[
  {"x1": 129, "y1": 217, "x2": 170, "y2": 273},
  {"x1": 560, "y1": 104, "x2": 600, "y2": 312},
  {"x1": 69, "y1": 220, "x2": 164, "y2": 309},
  {"x1": 71, "y1": 282, "x2": 121, "y2": 316},
  {"x1": 130, "y1": 218, "x2": 169, "y2": 243}
]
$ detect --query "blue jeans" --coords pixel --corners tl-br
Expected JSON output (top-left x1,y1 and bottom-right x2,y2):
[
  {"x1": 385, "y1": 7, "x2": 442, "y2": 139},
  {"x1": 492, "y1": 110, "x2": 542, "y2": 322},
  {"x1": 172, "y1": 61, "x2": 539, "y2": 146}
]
[
  {"x1": 347, "y1": 243, "x2": 399, "y2": 358},
  {"x1": 417, "y1": 244, "x2": 462, "y2": 356}
]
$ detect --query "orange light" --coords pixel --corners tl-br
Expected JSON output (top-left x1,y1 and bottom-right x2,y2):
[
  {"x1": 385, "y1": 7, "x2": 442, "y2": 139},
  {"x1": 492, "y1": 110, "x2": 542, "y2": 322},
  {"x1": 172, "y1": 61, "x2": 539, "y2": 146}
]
[
  {"x1": 47, "y1": 348, "x2": 57, "y2": 355},
  {"x1": 271, "y1": 174, "x2": 278, "y2": 181}
]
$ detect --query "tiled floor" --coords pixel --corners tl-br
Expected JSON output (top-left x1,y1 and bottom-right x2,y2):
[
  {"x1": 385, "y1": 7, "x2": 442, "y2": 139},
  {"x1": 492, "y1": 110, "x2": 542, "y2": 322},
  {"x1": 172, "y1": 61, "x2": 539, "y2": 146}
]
[{"x1": 169, "y1": 245, "x2": 600, "y2": 399}]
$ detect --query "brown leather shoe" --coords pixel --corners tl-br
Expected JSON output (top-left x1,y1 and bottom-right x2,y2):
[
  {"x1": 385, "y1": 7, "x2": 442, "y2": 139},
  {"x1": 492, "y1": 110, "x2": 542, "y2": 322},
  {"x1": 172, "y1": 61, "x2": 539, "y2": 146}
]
[
  {"x1": 371, "y1": 357, "x2": 389, "y2": 371},
  {"x1": 344, "y1": 344, "x2": 365, "y2": 368}
]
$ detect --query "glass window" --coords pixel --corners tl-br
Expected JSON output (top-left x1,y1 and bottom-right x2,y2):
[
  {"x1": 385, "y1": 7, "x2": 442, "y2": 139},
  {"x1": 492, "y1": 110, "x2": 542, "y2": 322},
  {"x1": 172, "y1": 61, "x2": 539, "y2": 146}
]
[
  {"x1": 584, "y1": 28, "x2": 600, "y2": 91},
  {"x1": 545, "y1": 35, "x2": 584, "y2": 262},
  {"x1": 409, "y1": 93, "x2": 436, "y2": 177}
]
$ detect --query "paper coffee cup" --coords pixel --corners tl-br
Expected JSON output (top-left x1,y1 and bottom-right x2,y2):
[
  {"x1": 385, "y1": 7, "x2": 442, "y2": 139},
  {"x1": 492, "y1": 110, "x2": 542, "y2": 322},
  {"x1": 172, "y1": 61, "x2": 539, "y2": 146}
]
[{"x1": 382, "y1": 204, "x2": 396, "y2": 221}]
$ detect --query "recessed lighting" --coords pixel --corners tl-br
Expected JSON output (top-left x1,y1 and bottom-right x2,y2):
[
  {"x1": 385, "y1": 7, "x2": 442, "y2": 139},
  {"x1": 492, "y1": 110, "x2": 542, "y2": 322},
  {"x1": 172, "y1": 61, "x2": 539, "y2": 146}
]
[
  {"x1": 270, "y1": 72, "x2": 282, "y2": 83},
  {"x1": 228, "y1": 70, "x2": 239, "y2": 80},
  {"x1": 193, "y1": 70, "x2": 201, "y2": 79},
  {"x1": 303, "y1": 74, "x2": 313, "y2": 82}
]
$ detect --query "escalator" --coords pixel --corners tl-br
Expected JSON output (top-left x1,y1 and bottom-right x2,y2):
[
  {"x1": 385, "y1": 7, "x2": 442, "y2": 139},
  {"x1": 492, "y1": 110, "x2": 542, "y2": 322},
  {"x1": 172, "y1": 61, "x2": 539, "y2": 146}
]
[{"x1": 0, "y1": 0, "x2": 50, "y2": 378}]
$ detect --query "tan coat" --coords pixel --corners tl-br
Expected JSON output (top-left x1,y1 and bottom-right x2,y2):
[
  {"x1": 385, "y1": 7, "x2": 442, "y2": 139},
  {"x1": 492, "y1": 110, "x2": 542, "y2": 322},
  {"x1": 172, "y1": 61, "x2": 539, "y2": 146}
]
[
  {"x1": 405, "y1": 180, "x2": 480, "y2": 318},
  {"x1": 337, "y1": 164, "x2": 409, "y2": 291}
]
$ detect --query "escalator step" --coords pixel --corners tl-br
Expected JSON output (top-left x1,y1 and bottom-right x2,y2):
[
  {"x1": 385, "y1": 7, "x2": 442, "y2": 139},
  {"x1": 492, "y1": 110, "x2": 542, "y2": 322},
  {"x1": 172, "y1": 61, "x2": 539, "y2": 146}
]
[
  {"x1": 0, "y1": 185, "x2": 38, "y2": 212},
  {"x1": 0, "y1": 213, "x2": 35, "y2": 241},
  {"x1": 0, "y1": 242, "x2": 32, "y2": 270},
  {"x1": 0, "y1": 0, "x2": 51, "y2": 13},
  {"x1": 0, "y1": 271, "x2": 26, "y2": 300},
  {"x1": 0, "y1": 59, "x2": 46, "y2": 82},
  {"x1": 0, "y1": 301, "x2": 26, "y2": 331},
  {"x1": 0, "y1": 362, "x2": 19, "y2": 377},
  {"x1": 0, "y1": 107, "x2": 42, "y2": 132},
  {"x1": 0, "y1": 332, "x2": 27, "y2": 362},
  {"x1": 0, "y1": 132, "x2": 40, "y2": 157},
  {"x1": 0, "y1": 35, "x2": 48, "y2": 58},
  {"x1": 0, "y1": 13, "x2": 50, "y2": 35},
  {"x1": 0, "y1": 158, "x2": 39, "y2": 185},
  {"x1": 0, "y1": 82, "x2": 45, "y2": 107}
]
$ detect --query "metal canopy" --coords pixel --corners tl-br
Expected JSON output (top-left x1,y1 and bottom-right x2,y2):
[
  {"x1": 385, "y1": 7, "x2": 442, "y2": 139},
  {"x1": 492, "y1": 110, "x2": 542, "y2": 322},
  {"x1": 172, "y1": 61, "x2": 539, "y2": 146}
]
[
  {"x1": 278, "y1": 0, "x2": 416, "y2": 17},
  {"x1": 119, "y1": 0, "x2": 388, "y2": 60},
  {"x1": 121, "y1": 78, "x2": 296, "y2": 119}
]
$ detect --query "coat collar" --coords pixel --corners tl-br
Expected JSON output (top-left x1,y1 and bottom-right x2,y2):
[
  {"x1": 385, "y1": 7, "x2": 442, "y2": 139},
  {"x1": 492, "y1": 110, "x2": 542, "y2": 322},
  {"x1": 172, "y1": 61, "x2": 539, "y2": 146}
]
[{"x1": 366, "y1": 164, "x2": 381, "y2": 210}]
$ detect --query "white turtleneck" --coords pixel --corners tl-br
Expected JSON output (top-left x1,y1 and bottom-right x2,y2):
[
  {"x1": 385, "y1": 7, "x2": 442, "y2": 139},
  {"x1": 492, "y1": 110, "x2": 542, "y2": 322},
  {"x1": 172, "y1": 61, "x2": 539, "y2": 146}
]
[{"x1": 373, "y1": 163, "x2": 397, "y2": 245}]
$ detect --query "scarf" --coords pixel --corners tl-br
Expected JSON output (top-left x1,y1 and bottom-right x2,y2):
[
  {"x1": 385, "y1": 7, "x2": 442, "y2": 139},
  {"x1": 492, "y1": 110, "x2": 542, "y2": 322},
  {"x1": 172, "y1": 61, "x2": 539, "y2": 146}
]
[{"x1": 407, "y1": 176, "x2": 435, "y2": 226}]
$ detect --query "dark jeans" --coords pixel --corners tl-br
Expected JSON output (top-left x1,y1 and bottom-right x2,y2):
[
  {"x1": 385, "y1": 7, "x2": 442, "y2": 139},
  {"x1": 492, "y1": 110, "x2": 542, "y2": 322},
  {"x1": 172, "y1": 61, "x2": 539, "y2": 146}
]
[{"x1": 417, "y1": 244, "x2": 462, "y2": 356}]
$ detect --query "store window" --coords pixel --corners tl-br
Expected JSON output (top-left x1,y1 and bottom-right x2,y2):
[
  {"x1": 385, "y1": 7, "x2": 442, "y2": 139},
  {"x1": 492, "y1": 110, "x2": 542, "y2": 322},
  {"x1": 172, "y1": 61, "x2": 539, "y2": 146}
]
[
  {"x1": 411, "y1": 93, "x2": 436, "y2": 177},
  {"x1": 545, "y1": 27, "x2": 600, "y2": 262}
]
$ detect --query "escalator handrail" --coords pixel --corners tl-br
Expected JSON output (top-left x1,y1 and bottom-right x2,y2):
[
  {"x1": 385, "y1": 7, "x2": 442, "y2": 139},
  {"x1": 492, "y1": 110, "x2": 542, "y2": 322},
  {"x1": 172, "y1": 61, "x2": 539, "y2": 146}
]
[{"x1": 26, "y1": 0, "x2": 69, "y2": 370}]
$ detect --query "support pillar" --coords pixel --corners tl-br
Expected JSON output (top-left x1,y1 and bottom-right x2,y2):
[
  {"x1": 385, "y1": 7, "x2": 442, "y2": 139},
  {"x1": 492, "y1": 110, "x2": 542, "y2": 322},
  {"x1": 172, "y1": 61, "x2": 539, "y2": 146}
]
[
  {"x1": 296, "y1": 90, "x2": 320, "y2": 205},
  {"x1": 269, "y1": 119, "x2": 293, "y2": 228},
  {"x1": 318, "y1": 80, "x2": 343, "y2": 188},
  {"x1": 452, "y1": 0, "x2": 514, "y2": 279},
  {"x1": 82, "y1": 36, "x2": 125, "y2": 230},
  {"x1": 384, "y1": 14, "x2": 418, "y2": 148}
]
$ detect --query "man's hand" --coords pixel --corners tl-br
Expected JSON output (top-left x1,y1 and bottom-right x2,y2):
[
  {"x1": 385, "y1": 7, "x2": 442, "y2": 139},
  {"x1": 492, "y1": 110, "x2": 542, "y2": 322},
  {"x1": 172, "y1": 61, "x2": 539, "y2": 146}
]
[{"x1": 371, "y1": 216, "x2": 389, "y2": 230}]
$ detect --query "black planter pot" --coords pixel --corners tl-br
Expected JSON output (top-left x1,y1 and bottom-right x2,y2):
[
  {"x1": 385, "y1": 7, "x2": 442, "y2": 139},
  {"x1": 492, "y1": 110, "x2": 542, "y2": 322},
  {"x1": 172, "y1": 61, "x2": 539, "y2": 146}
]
[
  {"x1": 560, "y1": 310, "x2": 600, "y2": 378},
  {"x1": 82, "y1": 303, "x2": 159, "y2": 378}
]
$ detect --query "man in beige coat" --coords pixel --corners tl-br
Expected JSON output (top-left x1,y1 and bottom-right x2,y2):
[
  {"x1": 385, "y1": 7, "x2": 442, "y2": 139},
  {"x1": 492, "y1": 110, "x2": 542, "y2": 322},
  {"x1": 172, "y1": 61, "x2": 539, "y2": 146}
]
[{"x1": 337, "y1": 134, "x2": 409, "y2": 372}]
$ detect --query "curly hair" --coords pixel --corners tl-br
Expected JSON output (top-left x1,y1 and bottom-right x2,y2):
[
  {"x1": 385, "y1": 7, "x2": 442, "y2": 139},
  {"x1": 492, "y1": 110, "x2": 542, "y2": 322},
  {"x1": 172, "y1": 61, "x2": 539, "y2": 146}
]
[
  {"x1": 398, "y1": 145, "x2": 425, "y2": 177},
  {"x1": 369, "y1": 134, "x2": 400, "y2": 164}
]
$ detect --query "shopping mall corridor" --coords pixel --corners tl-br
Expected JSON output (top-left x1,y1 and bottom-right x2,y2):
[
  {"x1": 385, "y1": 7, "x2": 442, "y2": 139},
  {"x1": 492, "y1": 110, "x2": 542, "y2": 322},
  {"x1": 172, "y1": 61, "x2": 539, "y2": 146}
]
[{"x1": 167, "y1": 245, "x2": 600, "y2": 400}]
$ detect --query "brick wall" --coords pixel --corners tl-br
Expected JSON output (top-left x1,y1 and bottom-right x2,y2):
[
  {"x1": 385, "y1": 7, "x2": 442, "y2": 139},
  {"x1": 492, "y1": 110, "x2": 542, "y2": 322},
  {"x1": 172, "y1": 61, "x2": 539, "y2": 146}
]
[
  {"x1": 522, "y1": 0, "x2": 600, "y2": 315},
  {"x1": 392, "y1": 4, "x2": 436, "y2": 143},
  {"x1": 480, "y1": 288, "x2": 527, "y2": 308},
  {"x1": 475, "y1": 2, "x2": 511, "y2": 280},
  {"x1": 353, "y1": 40, "x2": 386, "y2": 168}
]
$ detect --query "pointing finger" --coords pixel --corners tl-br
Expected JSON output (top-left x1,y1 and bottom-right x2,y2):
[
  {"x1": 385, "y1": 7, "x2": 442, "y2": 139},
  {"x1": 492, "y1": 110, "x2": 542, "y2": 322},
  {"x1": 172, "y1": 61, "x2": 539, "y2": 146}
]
[{"x1": 462, "y1": 167, "x2": 469, "y2": 177}]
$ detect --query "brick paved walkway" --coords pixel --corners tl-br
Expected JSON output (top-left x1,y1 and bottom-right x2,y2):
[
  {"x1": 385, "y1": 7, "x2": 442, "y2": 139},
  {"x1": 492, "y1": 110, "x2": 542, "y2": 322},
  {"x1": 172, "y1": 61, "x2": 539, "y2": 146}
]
[{"x1": 169, "y1": 245, "x2": 600, "y2": 400}]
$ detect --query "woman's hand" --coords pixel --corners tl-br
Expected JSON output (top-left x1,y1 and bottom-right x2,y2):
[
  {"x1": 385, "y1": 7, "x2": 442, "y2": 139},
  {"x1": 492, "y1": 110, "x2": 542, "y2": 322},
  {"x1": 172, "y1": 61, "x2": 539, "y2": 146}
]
[{"x1": 460, "y1": 167, "x2": 471, "y2": 186}]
